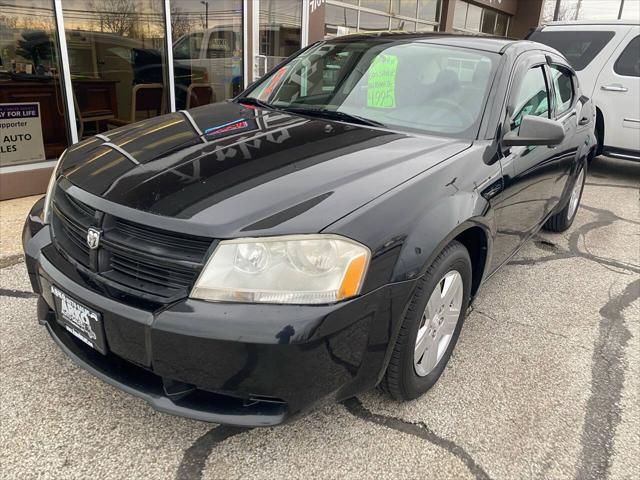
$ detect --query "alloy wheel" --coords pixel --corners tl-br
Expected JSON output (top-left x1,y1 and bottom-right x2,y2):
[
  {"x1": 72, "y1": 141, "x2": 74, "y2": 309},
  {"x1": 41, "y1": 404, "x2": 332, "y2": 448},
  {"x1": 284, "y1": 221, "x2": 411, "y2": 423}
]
[
  {"x1": 567, "y1": 167, "x2": 585, "y2": 221},
  {"x1": 414, "y1": 270, "x2": 464, "y2": 377}
]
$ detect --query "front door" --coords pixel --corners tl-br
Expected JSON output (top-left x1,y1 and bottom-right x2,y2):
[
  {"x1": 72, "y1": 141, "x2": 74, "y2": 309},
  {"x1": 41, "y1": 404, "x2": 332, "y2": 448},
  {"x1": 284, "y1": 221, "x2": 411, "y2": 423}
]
[
  {"x1": 490, "y1": 55, "x2": 561, "y2": 272},
  {"x1": 547, "y1": 61, "x2": 583, "y2": 207}
]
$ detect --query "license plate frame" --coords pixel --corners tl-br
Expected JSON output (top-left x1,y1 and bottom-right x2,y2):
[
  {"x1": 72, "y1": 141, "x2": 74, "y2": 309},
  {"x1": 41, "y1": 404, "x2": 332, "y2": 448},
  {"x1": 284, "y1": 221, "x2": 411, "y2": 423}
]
[{"x1": 51, "y1": 285, "x2": 107, "y2": 354}]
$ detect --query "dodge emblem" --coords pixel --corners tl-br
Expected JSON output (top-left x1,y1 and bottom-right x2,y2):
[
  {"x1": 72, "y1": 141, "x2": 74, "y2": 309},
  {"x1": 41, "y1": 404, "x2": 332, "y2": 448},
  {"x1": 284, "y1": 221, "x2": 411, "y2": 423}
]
[{"x1": 87, "y1": 227, "x2": 102, "y2": 250}]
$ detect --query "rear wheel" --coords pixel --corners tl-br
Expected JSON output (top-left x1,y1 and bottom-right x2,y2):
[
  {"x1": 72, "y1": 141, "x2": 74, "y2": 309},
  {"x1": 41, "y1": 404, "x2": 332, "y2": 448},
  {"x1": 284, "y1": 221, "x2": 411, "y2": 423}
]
[
  {"x1": 382, "y1": 241, "x2": 471, "y2": 400},
  {"x1": 544, "y1": 163, "x2": 586, "y2": 233}
]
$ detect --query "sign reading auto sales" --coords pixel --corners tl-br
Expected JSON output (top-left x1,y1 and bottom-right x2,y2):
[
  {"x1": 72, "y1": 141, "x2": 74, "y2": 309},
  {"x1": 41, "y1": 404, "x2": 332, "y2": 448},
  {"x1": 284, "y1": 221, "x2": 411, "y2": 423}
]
[{"x1": 0, "y1": 103, "x2": 46, "y2": 163}]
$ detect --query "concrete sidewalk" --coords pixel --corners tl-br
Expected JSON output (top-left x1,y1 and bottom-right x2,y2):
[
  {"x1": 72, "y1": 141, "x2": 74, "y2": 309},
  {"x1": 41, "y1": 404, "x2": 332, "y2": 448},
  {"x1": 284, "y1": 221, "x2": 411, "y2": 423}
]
[{"x1": 0, "y1": 195, "x2": 39, "y2": 267}]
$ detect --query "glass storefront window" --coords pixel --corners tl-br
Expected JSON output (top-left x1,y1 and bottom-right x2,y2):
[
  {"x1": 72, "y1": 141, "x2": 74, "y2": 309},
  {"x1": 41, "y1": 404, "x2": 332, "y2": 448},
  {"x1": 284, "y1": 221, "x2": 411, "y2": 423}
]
[
  {"x1": 465, "y1": 4, "x2": 482, "y2": 32},
  {"x1": 495, "y1": 13, "x2": 509, "y2": 36},
  {"x1": 390, "y1": 18, "x2": 416, "y2": 31},
  {"x1": 453, "y1": 1, "x2": 467, "y2": 29},
  {"x1": 325, "y1": 5, "x2": 358, "y2": 37},
  {"x1": 416, "y1": 22, "x2": 435, "y2": 31},
  {"x1": 61, "y1": 0, "x2": 168, "y2": 138},
  {"x1": 362, "y1": 1, "x2": 391, "y2": 13},
  {"x1": 259, "y1": 0, "x2": 302, "y2": 74},
  {"x1": 481, "y1": 9, "x2": 497, "y2": 34},
  {"x1": 453, "y1": 1, "x2": 509, "y2": 36},
  {"x1": 417, "y1": 0, "x2": 439, "y2": 22},
  {"x1": 171, "y1": 0, "x2": 243, "y2": 110},
  {"x1": 0, "y1": 0, "x2": 71, "y2": 165},
  {"x1": 326, "y1": 0, "x2": 439, "y2": 37},
  {"x1": 359, "y1": 12, "x2": 390, "y2": 31},
  {"x1": 392, "y1": 1, "x2": 417, "y2": 17}
]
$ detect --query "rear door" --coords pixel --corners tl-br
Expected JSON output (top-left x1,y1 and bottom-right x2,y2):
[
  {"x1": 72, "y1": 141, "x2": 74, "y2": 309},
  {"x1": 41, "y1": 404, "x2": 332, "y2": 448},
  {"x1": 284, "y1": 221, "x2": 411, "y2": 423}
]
[
  {"x1": 594, "y1": 28, "x2": 640, "y2": 153},
  {"x1": 490, "y1": 53, "x2": 562, "y2": 271}
]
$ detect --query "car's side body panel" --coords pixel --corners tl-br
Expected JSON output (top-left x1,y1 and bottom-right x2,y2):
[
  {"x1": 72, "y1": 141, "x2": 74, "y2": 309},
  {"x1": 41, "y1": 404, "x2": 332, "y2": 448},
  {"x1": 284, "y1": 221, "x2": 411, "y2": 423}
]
[
  {"x1": 593, "y1": 26, "x2": 640, "y2": 155},
  {"x1": 324, "y1": 143, "x2": 499, "y2": 287}
]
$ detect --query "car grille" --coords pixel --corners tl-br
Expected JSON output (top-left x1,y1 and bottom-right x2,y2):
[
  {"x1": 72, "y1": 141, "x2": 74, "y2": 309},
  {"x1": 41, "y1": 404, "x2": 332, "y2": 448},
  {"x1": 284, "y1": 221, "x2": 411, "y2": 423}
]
[{"x1": 50, "y1": 185, "x2": 213, "y2": 302}]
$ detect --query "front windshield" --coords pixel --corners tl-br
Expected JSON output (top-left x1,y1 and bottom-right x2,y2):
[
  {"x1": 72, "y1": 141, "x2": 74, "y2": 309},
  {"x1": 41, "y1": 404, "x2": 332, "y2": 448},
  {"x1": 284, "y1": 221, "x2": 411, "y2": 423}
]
[{"x1": 245, "y1": 40, "x2": 499, "y2": 138}]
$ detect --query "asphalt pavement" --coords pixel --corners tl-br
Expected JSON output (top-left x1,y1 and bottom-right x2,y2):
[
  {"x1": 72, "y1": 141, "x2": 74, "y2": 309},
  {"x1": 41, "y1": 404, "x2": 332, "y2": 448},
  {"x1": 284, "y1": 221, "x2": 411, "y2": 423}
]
[{"x1": 1, "y1": 156, "x2": 638, "y2": 480}]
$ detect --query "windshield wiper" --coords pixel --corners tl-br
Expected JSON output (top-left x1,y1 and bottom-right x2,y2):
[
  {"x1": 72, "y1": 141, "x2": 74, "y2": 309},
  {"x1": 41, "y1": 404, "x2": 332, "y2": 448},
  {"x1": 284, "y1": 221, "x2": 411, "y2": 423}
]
[
  {"x1": 281, "y1": 107, "x2": 386, "y2": 128},
  {"x1": 235, "y1": 97, "x2": 275, "y2": 110}
]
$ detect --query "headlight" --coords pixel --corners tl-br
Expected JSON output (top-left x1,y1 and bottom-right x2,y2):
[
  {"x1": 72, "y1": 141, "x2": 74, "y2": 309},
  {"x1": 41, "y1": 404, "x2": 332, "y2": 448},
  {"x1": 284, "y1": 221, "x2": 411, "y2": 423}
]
[
  {"x1": 42, "y1": 148, "x2": 66, "y2": 223},
  {"x1": 191, "y1": 235, "x2": 370, "y2": 304}
]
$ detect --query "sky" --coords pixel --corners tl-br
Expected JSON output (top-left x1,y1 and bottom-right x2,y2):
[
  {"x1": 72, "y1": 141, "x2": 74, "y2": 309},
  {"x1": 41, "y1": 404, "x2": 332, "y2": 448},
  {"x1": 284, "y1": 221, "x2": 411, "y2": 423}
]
[{"x1": 543, "y1": 0, "x2": 640, "y2": 21}]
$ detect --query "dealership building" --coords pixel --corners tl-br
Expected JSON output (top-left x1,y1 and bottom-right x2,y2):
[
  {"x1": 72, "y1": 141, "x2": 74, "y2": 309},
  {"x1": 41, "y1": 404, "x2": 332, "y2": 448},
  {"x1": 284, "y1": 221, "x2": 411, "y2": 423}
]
[{"x1": 0, "y1": 0, "x2": 627, "y2": 199}]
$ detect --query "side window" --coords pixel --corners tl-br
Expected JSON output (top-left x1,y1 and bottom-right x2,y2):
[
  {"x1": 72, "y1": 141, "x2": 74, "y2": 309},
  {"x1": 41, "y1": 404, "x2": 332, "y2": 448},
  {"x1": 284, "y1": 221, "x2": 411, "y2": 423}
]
[
  {"x1": 550, "y1": 65, "x2": 575, "y2": 116},
  {"x1": 510, "y1": 65, "x2": 550, "y2": 131},
  {"x1": 614, "y1": 36, "x2": 640, "y2": 77},
  {"x1": 207, "y1": 31, "x2": 233, "y2": 59},
  {"x1": 173, "y1": 33, "x2": 203, "y2": 60}
]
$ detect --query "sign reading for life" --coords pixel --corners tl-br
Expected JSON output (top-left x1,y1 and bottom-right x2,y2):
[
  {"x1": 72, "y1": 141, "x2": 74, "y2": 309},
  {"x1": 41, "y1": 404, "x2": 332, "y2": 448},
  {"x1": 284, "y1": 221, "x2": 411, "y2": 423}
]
[
  {"x1": 0, "y1": 103, "x2": 46, "y2": 163},
  {"x1": 367, "y1": 54, "x2": 398, "y2": 109}
]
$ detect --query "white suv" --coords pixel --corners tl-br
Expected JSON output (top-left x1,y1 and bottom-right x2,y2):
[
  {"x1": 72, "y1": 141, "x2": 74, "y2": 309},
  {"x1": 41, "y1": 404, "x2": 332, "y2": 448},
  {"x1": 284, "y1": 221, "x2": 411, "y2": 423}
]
[{"x1": 529, "y1": 21, "x2": 640, "y2": 161}]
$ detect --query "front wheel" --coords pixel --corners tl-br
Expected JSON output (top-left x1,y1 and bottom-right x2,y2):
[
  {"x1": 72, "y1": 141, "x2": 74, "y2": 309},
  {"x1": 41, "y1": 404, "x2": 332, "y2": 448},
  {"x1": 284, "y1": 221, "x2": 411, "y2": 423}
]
[
  {"x1": 381, "y1": 240, "x2": 471, "y2": 400},
  {"x1": 543, "y1": 163, "x2": 586, "y2": 233}
]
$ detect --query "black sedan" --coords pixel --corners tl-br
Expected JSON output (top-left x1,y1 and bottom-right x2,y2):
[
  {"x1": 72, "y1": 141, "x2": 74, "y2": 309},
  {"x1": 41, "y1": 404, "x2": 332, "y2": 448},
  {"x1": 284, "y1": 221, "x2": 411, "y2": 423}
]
[{"x1": 23, "y1": 33, "x2": 595, "y2": 426}]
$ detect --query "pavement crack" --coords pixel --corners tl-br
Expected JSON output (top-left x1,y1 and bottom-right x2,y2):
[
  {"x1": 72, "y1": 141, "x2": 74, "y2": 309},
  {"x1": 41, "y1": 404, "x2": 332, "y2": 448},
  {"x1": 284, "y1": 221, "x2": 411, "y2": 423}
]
[
  {"x1": 508, "y1": 203, "x2": 640, "y2": 275},
  {"x1": 584, "y1": 182, "x2": 640, "y2": 191},
  {"x1": 470, "y1": 308, "x2": 499, "y2": 323},
  {"x1": 473, "y1": 309, "x2": 591, "y2": 351},
  {"x1": 0, "y1": 288, "x2": 37, "y2": 299},
  {"x1": 0, "y1": 255, "x2": 24, "y2": 269},
  {"x1": 576, "y1": 278, "x2": 639, "y2": 480},
  {"x1": 343, "y1": 397, "x2": 492, "y2": 480},
  {"x1": 175, "y1": 425, "x2": 249, "y2": 480},
  {"x1": 580, "y1": 204, "x2": 640, "y2": 227}
]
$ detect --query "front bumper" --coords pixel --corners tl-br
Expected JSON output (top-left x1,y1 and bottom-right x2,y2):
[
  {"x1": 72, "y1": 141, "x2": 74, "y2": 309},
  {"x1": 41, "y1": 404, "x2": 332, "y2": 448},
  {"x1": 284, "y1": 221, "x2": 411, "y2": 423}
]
[{"x1": 23, "y1": 203, "x2": 415, "y2": 426}]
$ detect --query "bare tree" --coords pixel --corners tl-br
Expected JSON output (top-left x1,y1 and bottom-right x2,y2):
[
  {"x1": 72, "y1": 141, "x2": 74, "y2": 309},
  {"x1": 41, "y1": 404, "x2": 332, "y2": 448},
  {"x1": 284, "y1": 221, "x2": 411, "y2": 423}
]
[
  {"x1": 542, "y1": 0, "x2": 578, "y2": 22},
  {"x1": 171, "y1": 5, "x2": 192, "y2": 41},
  {"x1": 89, "y1": 0, "x2": 139, "y2": 36}
]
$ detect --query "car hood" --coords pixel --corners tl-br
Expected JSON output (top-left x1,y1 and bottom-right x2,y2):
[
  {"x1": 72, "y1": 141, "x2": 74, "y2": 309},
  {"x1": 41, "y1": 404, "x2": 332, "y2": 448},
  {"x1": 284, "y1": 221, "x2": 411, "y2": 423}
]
[{"x1": 60, "y1": 102, "x2": 469, "y2": 237}]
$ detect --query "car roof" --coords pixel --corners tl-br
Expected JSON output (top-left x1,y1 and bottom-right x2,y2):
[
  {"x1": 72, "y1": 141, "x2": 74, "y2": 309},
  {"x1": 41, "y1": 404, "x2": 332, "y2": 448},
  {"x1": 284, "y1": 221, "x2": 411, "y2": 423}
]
[
  {"x1": 325, "y1": 32, "x2": 520, "y2": 54},
  {"x1": 541, "y1": 20, "x2": 639, "y2": 27}
]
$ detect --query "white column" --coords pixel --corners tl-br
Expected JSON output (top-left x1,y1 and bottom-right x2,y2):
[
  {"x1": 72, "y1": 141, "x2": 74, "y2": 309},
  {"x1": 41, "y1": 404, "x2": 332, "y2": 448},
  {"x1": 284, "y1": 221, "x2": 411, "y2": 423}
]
[
  {"x1": 243, "y1": 0, "x2": 249, "y2": 88},
  {"x1": 302, "y1": 0, "x2": 309, "y2": 47},
  {"x1": 53, "y1": 0, "x2": 78, "y2": 144},
  {"x1": 164, "y1": 0, "x2": 176, "y2": 112},
  {"x1": 252, "y1": 0, "x2": 260, "y2": 81}
]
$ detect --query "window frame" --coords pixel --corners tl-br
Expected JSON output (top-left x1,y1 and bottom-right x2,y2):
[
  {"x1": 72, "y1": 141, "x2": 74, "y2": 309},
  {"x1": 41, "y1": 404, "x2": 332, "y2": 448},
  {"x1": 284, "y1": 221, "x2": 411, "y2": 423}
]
[
  {"x1": 507, "y1": 61, "x2": 552, "y2": 133},
  {"x1": 613, "y1": 35, "x2": 640, "y2": 78},
  {"x1": 547, "y1": 62, "x2": 577, "y2": 119}
]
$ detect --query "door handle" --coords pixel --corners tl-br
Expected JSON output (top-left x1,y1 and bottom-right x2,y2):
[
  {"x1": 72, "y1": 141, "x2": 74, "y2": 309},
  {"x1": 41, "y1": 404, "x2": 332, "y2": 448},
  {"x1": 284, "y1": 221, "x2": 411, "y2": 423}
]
[{"x1": 601, "y1": 84, "x2": 628, "y2": 92}]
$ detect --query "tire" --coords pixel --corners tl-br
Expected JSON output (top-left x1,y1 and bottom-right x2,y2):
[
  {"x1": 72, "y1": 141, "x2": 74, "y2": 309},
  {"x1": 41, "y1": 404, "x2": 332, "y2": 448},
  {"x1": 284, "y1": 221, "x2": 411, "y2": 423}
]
[
  {"x1": 543, "y1": 162, "x2": 586, "y2": 233},
  {"x1": 595, "y1": 119, "x2": 604, "y2": 157},
  {"x1": 381, "y1": 240, "x2": 471, "y2": 401}
]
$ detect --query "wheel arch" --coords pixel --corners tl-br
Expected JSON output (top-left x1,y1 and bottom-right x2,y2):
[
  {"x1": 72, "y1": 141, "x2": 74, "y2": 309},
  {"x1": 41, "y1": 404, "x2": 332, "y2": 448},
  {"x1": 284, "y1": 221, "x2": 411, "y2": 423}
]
[
  {"x1": 453, "y1": 226, "x2": 489, "y2": 299},
  {"x1": 595, "y1": 106, "x2": 605, "y2": 155},
  {"x1": 389, "y1": 191, "x2": 494, "y2": 301}
]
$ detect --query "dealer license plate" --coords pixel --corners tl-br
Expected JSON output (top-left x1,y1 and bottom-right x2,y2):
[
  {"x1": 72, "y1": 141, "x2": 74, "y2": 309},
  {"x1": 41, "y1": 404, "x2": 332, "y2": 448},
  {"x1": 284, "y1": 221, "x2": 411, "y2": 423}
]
[{"x1": 51, "y1": 285, "x2": 107, "y2": 354}]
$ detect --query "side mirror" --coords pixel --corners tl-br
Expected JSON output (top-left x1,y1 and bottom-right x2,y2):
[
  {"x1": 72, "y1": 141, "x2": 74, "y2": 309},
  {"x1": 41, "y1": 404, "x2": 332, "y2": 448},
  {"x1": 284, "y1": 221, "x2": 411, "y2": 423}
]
[{"x1": 503, "y1": 115, "x2": 565, "y2": 147}]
